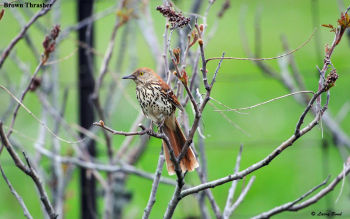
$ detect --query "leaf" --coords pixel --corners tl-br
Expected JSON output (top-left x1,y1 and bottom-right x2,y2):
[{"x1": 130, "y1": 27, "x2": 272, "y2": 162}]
[
  {"x1": 321, "y1": 24, "x2": 336, "y2": 32},
  {"x1": 337, "y1": 12, "x2": 350, "y2": 30}
]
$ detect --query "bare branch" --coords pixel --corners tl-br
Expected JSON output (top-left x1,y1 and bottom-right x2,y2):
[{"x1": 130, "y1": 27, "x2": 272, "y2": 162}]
[
  {"x1": 0, "y1": 85, "x2": 83, "y2": 145},
  {"x1": 137, "y1": 2, "x2": 162, "y2": 71},
  {"x1": 215, "y1": 91, "x2": 314, "y2": 112},
  {"x1": 295, "y1": 89, "x2": 324, "y2": 135},
  {"x1": 206, "y1": 29, "x2": 315, "y2": 63},
  {"x1": 181, "y1": 106, "x2": 326, "y2": 198},
  {"x1": 176, "y1": 53, "x2": 225, "y2": 167},
  {"x1": 19, "y1": 135, "x2": 179, "y2": 187},
  {"x1": 91, "y1": 10, "x2": 128, "y2": 161},
  {"x1": 61, "y1": 5, "x2": 117, "y2": 38},
  {"x1": 252, "y1": 163, "x2": 350, "y2": 219},
  {"x1": 223, "y1": 144, "x2": 243, "y2": 219},
  {"x1": 0, "y1": 122, "x2": 57, "y2": 219},
  {"x1": 229, "y1": 176, "x2": 255, "y2": 213},
  {"x1": 251, "y1": 176, "x2": 329, "y2": 219},
  {"x1": 93, "y1": 121, "x2": 183, "y2": 182},
  {"x1": 142, "y1": 150, "x2": 165, "y2": 219},
  {"x1": 0, "y1": 0, "x2": 57, "y2": 68},
  {"x1": 5, "y1": 61, "x2": 44, "y2": 140},
  {"x1": 0, "y1": 163, "x2": 33, "y2": 219},
  {"x1": 241, "y1": 5, "x2": 350, "y2": 151},
  {"x1": 93, "y1": 121, "x2": 149, "y2": 136},
  {"x1": 197, "y1": 122, "x2": 222, "y2": 219}
]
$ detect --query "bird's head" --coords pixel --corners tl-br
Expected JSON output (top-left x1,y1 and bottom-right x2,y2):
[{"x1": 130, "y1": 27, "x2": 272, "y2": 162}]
[{"x1": 122, "y1": 67, "x2": 158, "y2": 85}]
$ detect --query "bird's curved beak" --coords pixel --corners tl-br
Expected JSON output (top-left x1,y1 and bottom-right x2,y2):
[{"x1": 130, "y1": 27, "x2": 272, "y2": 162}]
[{"x1": 122, "y1": 74, "x2": 136, "y2": 80}]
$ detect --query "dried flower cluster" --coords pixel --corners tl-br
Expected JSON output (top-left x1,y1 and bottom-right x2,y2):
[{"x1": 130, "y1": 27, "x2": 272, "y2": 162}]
[
  {"x1": 42, "y1": 25, "x2": 60, "y2": 63},
  {"x1": 325, "y1": 69, "x2": 339, "y2": 91},
  {"x1": 156, "y1": 5, "x2": 190, "y2": 29}
]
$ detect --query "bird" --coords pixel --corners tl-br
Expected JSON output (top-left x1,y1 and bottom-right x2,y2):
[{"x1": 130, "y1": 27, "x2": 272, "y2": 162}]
[{"x1": 122, "y1": 67, "x2": 199, "y2": 175}]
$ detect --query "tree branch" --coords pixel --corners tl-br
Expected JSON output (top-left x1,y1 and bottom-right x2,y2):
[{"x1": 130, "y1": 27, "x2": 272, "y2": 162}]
[
  {"x1": 0, "y1": 0, "x2": 57, "y2": 68},
  {"x1": 142, "y1": 150, "x2": 165, "y2": 219},
  {"x1": 181, "y1": 105, "x2": 326, "y2": 198},
  {"x1": 0, "y1": 163, "x2": 33, "y2": 219},
  {"x1": 0, "y1": 122, "x2": 57, "y2": 219},
  {"x1": 252, "y1": 162, "x2": 350, "y2": 218}
]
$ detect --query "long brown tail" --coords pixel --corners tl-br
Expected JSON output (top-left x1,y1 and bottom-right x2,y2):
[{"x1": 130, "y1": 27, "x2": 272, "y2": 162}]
[{"x1": 162, "y1": 115, "x2": 199, "y2": 175}]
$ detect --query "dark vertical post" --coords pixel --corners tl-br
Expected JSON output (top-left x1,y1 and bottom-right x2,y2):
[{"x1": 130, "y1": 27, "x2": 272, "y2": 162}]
[{"x1": 77, "y1": 0, "x2": 97, "y2": 218}]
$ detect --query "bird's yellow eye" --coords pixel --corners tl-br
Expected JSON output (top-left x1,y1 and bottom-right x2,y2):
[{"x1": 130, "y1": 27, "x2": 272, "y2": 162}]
[{"x1": 140, "y1": 72, "x2": 144, "y2": 76}]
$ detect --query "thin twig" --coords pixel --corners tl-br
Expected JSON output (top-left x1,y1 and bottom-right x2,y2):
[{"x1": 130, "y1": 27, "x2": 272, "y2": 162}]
[
  {"x1": 0, "y1": 163, "x2": 33, "y2": 219},
  {"x1": 196, "y1": 121, "x2": 222, "y2": 219},
  {"x1": 251, "y1": 164, "x2": 350, "y2": 219},
  {"x1": 215, "y1": 91, "x2": 314, "y2": 112},
  {"x1": 0, "y1": 123, "x2": 57, "y2": 219},
  {"x1": 5, "y1": 61, "x2": 44, "y2": 139},
  {"x1": 229, "y1": 176, "x2": 255, "y2": 213},
  {"x1": 206, "y1": 29, "x2": 315, "y2": 64},
  {"x1": 61, "y1": 5, "x2": 117, "y2": 39},
  {"x1": 223, "y1": 144, "x2": 243, "y2": 219},
  {"x1": 197, "y1": 122, "x2": 211, "y2": 219},
  {"x1": 181, "y1": 106, "x2": 326, "y2": 198},
  {"x1": 137, "y1": 1, "x2": 162, "y2": 72},
  {"x1": 0, "y1": 85, "x2": 83, "y2": 145},
  {"x1": 142, "y1": 150, "x2": 165, "y2": 219},
  {"x1": 0, "y1": 0, "x2": 57, "y2": 68},
  {"x1": 16, "y1": 135, "x2": 179, "y2": 187},
  {"x1": 177, "y1": 54, "x2": 225, "y2": 167},
  {"x1": 93, "y1": 121, "x2": 149, "y2": 136},
  {"x1": 242, "y1": 6, "x2": 350, "y2": 151},
  {"x1": 165, "y1": 22, "x2": 225, "y2": 218},
  {"x1": 94, "y1": 121, "x2": 182, "y2": 179},
  {"x1": 9, "y1": 8, "x2": 40, "y2": 59},
  {"x1": 91, "y1": 14, "x2": 128, "y2": 161}
]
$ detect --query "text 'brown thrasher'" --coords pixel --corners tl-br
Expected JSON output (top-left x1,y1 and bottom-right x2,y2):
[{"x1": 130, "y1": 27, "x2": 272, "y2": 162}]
[{"x1": 123, "y1": 67, "x2": 199, "y2": 175}]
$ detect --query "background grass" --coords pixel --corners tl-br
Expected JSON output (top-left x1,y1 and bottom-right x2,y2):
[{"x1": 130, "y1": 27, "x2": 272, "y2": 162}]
[{"x1": 0, "y1": 0, "x2": 349, "y2": 218}]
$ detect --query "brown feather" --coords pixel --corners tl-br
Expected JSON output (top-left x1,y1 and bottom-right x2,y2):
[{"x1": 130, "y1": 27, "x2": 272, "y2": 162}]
[
  {"x1": 162, "y1": 115, "x2": 199, "y2": 175},
  {"x1": 153, "y1": 70, "x2": 184, "y2": 111},
  {"x1": 124, "y1": 67, "x2": 198, "y2": 175}
]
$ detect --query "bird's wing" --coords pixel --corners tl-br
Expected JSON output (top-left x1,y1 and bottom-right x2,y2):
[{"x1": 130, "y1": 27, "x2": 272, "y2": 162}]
[{"x1": 159, "y1": 80, "x2": 184, "y2": 111}]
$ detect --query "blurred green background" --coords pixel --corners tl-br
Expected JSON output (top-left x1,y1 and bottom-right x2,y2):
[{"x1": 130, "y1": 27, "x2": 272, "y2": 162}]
[{"x1": 0, "y1": 0, "x2": 349, "y2": 218}]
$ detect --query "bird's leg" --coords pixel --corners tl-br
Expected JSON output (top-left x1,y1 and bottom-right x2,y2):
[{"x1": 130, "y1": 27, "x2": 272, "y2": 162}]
[
  {"x1": 146, "y1": 121, "x2": 156, "y2": 139},
  {"x1": 158, "y1": 120, "x2": 165, "y2": 134},
  {"x1": 149, "y1": 121, "x2": 154, "y2": 131}
]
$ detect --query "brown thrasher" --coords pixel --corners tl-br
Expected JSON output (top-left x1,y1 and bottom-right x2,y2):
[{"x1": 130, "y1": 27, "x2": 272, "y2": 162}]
[{"x1": 122, "y1": 67, "x2": 199, "y2": 175}]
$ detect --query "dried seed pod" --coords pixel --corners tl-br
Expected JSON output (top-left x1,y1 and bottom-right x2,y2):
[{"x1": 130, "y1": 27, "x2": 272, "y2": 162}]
[
  {"x1": 29, "y1": 77, "x2": 42, "y2": 92},
  {"x1": 42, "y1": 25, "x2": 61, "y2": 63},
  {"x1": 156, "y1": 5, "x2": 190, "y2": 29},
  {"x1": 324, "y1": 69, "x2": 339, "y2": 91}
]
